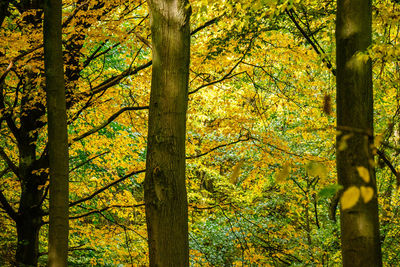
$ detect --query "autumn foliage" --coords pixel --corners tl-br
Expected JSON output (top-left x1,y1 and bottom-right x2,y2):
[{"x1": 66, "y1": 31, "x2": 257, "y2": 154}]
[{"x1": 1, "y1": 0, "x2": 400, "y2": 265}]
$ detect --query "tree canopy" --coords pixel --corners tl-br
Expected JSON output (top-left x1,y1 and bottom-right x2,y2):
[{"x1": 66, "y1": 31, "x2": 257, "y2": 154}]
[{"x1": 1, "y1": 0, "x2": 400, "y2": 265}]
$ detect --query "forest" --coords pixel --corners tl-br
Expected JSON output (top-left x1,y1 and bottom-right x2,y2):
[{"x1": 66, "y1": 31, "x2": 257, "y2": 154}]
[{"x1": 0, "y1": 0, "x2": 399, "y2": 266}]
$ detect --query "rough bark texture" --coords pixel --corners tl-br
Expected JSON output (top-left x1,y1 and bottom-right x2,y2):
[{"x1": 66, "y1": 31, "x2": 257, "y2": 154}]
[
  {"x1": 44, "y1": 0, "x2": 70, "y2": 265},
  {"x1": 144, "y1": 0, "x2": 191, "y2": 266},
  {"x1": 336, "y1": 0, "x2": 382, "y2": 266}
]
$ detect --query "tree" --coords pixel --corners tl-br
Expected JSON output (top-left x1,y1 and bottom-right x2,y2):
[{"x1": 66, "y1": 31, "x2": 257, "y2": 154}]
[
  {"x1": 336, "y1": 0, "x2": 382, "y2": 265},
  {"x1": 3, "y1": 0, "x2": 400, "y2": 265},
  {"x1": 43, "y1": 0, "x2": 69, "y2": 265},
  {"x1": 144, "y1": 0, "x2": 191, "y2": 265}
]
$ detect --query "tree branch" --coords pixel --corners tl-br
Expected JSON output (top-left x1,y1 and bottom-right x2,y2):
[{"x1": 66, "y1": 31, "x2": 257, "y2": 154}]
[
  {"x1": 89, "y1": 61, "x2": 153, "y2": 96},
  {"x1": 68, "y1": 204, "x2": 144, "y2": 220},
  {"x1": 72, "y1": 106, "x2": 148, "y2": 142},
  {"x1": 377, "y1": 149, "x2": 400, "y2": 186},
  {"x1": 189, "y1": 36, "x2": 254, "y2": 95},
  {"x1": 69, "y1": 151, "x2": 111, "y2": 173},
  {"x1": 0, "y1": 82, "x2": 21, "y2": 144},
  {"x1": 286, "y1": 9, "x2": 336, "y2": 76},
  {"x1": 69, "y1": 169, "x2": 145, "y2": 208},
  {"x1": 38, "y1": 244, "x2": 97, "y2": 257},
  {"x1": 0, "y1": 148, "x2": 19, "y2": 178},
  {"x1": 190, "y1": 14, "x2": 223, "y2": 35},
  {"x1": 87, "y1": 15, "x2": 222, "y2": 96},
  {"x1": 0, "y1": 189, "x2": 18, "y2": 222},
  {"x1": 0, "y1": 167, "x2": 10, "y2": 178},
  {"x1": 186, "y1": 136, "x2": 251, "y2": 159}
]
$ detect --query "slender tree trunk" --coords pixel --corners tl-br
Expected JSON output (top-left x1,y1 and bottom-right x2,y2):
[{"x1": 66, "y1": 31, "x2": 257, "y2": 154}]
[
  {"x1": 44, "y1": 0, "x2": 69, "y2": 265},
  {"x1": 144, "y1": 0, "x2": 191, "y2": 265},
  {"x1": 336, "y1": 0, "x2": 382, "y2": 266}
]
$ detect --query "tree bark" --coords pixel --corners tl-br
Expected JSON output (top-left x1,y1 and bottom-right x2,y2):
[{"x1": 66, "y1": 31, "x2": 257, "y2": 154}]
[
  {"x1": 336, "y1": 0, "x2": 382, "y2": 266},
  {"x1": 44, "y1": 0, "x2": 69, "y2": 265},
  {"x1": 144, "y1": 0, "x2": 191, "y2": 266},
  {"x1": 15, "y1": 167, "x2": 43, "y2": 266},
  {"x1": 15, "y1": 71, "x2": 47, "y2": 267}
]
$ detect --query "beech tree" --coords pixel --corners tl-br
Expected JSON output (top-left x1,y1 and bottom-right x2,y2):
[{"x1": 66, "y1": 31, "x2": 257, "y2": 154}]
[
  {"x1": 144, "y1": 0, "x2": 191, "y2": 265},
  {"x1": 3, "y1": 0, "x2": 400, "y2": 265},
  {"x1": 336, "y1": 0, "x2": 382, "y2": 265},
  {"x1": 43, "y1": 0, "x2": 69, "y2": 265}
]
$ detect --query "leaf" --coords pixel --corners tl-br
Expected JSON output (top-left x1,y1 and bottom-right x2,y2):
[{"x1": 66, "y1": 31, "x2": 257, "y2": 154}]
[
  {"x1": 261, "y1": 0, "x2": 278, "y2": 6},
  {"x1": 356, "y1": 166, "x2": 370, "y2": 183},
  {"x1": 37, "y1": 184, "x2": 46, "y2": 190},
  {"x1": 340, "y1": 186, "x2": 360, "y2": 210},
  {"x1": 374, "y1": 134, "x2": 383, "y2": 148},
  {"x1": 360, "y1": 186, "x2": 374, "y2": 203},
  {"x1": 305, "y1": 161, "x2": 327, "y2": 179},
  {"x1": 338, "y1": 134, "x2": 353, "y2": 151},
  {"x1": 230, "y1": 160, "x2": 244, "y2": 184},
  {"x1": 275, "y1": 164, "x2": 290, "y2": 183},
  {"x1": 318, "y1": 184, "x2": 343, "y2": 199}
]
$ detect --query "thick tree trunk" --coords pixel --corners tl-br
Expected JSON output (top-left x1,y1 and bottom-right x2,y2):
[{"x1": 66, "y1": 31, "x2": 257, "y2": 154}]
[
  {"x1": 144, "y1": 0, "x2": 191, "y2": 266},
  {"x1": 16, "y1": 163, "x2": 43, "y2": 266},
  {"x1": 15, "y1": 219, "x2": 41, "y2": 266},
  {"x1": 336, "y1": 0, "x2": 382, "y2": 266},
  {"x1": 44, "y1": 0, "x2": 70, "y2": 266},
  {"x1": 15, "y1": 71, "x2": 47, "y2": 266}
]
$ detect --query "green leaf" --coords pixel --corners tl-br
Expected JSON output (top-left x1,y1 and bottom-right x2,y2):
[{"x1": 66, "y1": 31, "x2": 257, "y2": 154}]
[{"x1": 318, "y1": 184, "x2": 343, "y2": 199}]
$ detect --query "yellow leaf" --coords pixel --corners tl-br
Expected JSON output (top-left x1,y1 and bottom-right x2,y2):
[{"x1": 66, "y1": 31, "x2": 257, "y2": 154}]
[
  {"x1": 230, "y1": 160, "x2": 244, "y2": 184},
  {"x1": 360, "y1": 186, "x2": 374, "y2": 203},
  {"x1": 356, "y1": 166, "x2": 370, "y2": 183},
  {"x1": 338, "y1": 134, "x2": 353, "y2": 151},
  {"x1": 275, "y1": 163, "x2": 290, "y2": 183},
  {"x1": 305, "y1": 162, "x2": 327, "y2": 179},
  {"x1": 374, "y1": 134, "x2": 383, "y2": 148},
  {"x1": 340, "y1": 186, "x2": 360, "y2": 210}
]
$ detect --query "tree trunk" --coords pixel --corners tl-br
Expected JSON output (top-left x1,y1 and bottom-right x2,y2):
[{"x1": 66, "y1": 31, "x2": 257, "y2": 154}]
[
  {"x1": 44, "y1": 0, "x2": 69, "y2": 265},
  {"x1": 144, "y1": 0, "x2": 191, "y2": 266},
  {"x1": 336, "y1": 0, "x2": 382, "y2": 266},
  {"x1": 15, "y1": 71, "x2": 47, "y2": 266},
  {"x1": 15, "y1": 218, "x2": 41, "y2": 266},
  {"x1": 15, "y1": 163, "x2": 43, "y2": 267}
]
